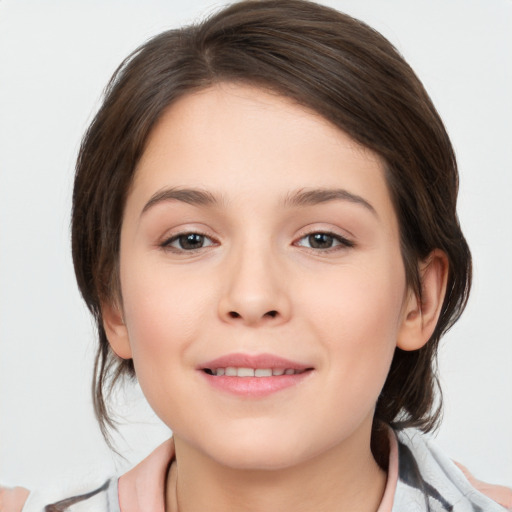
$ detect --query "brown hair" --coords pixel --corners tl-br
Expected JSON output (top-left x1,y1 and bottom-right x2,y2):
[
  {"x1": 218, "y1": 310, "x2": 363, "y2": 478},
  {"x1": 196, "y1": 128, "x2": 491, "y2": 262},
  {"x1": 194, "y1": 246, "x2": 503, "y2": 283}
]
[{"x1": 72, "y1": 0, "x2": 471, "y2": 446}]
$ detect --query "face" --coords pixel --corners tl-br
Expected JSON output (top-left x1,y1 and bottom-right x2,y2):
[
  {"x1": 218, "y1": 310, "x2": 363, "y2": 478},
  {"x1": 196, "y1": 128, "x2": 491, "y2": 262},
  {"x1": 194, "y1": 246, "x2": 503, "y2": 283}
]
[{"x1": 110, "y1": 83, "x2": 412, "y2": 470}]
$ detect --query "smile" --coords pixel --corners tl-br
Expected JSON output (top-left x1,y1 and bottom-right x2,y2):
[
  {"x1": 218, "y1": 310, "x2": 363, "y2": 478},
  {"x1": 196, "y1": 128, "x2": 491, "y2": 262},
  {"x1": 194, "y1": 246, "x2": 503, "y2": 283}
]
[
  {"x1": 203, "y1": 367, "x2": 307, "y2": 377},
  {"x1": 199, "y1": 354, "x2": 314, "y2": 397}
]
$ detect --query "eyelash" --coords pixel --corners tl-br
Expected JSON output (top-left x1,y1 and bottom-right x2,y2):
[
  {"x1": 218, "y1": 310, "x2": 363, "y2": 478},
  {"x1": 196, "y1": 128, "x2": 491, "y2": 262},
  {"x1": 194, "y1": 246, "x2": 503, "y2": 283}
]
[
  {"x1": 160, "y1": 230, "x2": 354, "y2": 253},
  {"x1": 294, "y1": 231, "x2": 355, "y2": 252},
  {"x1": 161, "y1": 231, "x2": 217, "y2": 253}
]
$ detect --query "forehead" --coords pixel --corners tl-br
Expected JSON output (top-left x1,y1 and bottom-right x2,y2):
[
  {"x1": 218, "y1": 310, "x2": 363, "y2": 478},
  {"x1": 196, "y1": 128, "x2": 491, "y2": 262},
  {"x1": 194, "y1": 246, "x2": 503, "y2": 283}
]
[{"x1": 129, "y1": 83, "x2": 396, "y2": 227}]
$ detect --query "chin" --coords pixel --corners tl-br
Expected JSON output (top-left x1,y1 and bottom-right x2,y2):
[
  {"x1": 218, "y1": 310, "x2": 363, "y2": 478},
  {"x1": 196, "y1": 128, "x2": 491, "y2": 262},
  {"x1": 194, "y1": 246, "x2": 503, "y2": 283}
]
[
  {"x1": 216, "y1": 446, "x2": 303, "y2": 471},
  {"x1": 201, "y1": 427, "x2": 315, "y2": 471}
]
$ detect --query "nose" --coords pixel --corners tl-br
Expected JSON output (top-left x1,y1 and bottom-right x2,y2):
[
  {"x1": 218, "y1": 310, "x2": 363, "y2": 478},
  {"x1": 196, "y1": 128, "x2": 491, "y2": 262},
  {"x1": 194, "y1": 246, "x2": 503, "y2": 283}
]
[{"x1": 217, "y1": 243, "x2": 291, "y2": 327}]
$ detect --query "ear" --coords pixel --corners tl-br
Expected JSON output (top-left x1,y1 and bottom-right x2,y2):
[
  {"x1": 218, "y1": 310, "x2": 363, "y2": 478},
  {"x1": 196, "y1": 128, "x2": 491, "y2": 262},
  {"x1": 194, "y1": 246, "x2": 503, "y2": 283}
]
[
  {"x1": 397, "y1": 250, "x2": 449, "y2": 351},
  {"x1": 101, "y1": 301, "x2": 132, "y2": 359}
]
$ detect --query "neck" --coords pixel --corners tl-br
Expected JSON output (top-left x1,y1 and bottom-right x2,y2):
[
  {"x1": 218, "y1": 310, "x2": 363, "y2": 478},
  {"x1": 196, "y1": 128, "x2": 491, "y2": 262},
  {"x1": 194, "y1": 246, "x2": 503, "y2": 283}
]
[{"x1": 166, "y1": 424, "x2": 387, "y2": 512}]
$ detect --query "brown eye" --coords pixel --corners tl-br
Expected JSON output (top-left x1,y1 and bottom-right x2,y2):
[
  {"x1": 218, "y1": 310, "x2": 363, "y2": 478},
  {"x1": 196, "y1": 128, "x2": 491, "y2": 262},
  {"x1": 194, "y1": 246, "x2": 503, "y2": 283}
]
[
  {"x1": 296, "y1": 232, "x2": 354, "y2": 250},
  {"x1": 308, "y1": 233, "x2": 334, "y2": 249},
  {"x1": 164, "y1": 233, "x2": 214, "y2": 251}
]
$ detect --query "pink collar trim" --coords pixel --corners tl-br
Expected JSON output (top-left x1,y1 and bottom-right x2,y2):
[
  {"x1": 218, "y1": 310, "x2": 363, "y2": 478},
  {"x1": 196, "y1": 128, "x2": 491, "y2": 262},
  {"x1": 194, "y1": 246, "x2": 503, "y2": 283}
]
[
  {"x1": 376, "y1": 428, "x2": 399, "y2": 512},
  {"x1": 118, "y1": 438, "x2": 175, "y2": 512}
]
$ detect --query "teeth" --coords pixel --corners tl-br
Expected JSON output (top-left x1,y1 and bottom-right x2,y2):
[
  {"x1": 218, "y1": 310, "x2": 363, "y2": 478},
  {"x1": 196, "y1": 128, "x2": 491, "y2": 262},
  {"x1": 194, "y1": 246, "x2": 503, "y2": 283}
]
[
  {"x1": 210, "y1": 367, "x2": 302, "y2": 377},
  {"x1": 237, "y1": 367, "x2": 254, "y2": 377},
  {"x1": 255, "y1": 368, "x2": 272, "y2": 377}
]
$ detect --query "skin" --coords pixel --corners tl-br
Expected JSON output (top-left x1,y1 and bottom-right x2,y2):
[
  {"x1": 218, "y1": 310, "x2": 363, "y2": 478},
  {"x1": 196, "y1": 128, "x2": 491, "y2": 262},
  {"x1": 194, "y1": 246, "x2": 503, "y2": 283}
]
[{"x1": 104, "y1": 83, "x2": 448, "y2": 512}]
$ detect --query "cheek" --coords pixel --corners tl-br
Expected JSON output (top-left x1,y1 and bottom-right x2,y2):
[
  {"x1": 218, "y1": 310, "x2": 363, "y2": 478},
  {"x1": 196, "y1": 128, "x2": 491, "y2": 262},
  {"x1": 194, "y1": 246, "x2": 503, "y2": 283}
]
[
  {"x1": 118, "y1": 268, "x2": 209, "y2": 423},
  {"x1": 304, "y1": 257, "x2": 404, "y2": 332},
  {"x1": 119, "y1": 261, "x2": 206, "y2": 378},
  {"x1": 301, "y1": 255, "x2": 406, "y2": 384}
]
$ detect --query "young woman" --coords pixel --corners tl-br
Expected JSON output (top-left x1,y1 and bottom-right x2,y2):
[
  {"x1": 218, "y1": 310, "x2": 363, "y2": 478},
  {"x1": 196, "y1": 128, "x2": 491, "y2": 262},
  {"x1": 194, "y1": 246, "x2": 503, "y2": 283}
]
[{"x1": 3, "y1": 1, "x2": 511, "y2": 511}]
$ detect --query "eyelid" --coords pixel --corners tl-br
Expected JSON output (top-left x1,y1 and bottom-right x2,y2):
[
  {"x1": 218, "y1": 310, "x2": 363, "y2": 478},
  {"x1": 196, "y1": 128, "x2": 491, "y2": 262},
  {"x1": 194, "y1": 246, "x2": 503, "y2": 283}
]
[
  {"x1": 156, "y1": 224, "x2": 354, "y2": 254},
  {"x1": 159, "y1": 227, "x2": 219, "y2": 253},
  {"x1": 293, "y1": 228, "x2": 355, "y2": 251}
]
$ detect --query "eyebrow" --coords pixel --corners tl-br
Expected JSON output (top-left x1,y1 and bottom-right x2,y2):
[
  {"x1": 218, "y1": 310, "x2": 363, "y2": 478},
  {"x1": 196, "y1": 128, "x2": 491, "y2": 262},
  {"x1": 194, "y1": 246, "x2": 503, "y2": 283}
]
[
  {"x1": 142, "y1": 187, "x2": 220, "y2": 215},
  {"x1": 283, "y1": 188, "x2": 377, "y2": 216},
  {"x1": 141, "y1": 186, "x2": 376, "y2": 216}
]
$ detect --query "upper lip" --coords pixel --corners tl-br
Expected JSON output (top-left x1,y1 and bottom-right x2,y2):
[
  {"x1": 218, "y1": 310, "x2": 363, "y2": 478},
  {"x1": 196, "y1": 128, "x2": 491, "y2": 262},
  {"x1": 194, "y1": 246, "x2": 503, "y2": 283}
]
[{"x1": 199, "y1": 353, "x2": 312, "y2": 371}]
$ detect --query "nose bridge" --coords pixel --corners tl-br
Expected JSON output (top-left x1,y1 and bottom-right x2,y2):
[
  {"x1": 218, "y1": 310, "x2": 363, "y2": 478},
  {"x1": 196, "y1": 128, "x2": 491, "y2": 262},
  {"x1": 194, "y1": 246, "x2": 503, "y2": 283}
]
[{"x1": 219, "y1": 235, "x2": 290, "y2": 325}]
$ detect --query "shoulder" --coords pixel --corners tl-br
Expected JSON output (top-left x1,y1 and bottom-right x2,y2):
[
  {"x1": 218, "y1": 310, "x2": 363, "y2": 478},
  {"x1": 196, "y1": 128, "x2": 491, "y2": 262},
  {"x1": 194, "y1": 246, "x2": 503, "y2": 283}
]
[
  {"x1": 17, "y1": 478, "x2": 119, "y2": 512},
  {"x1": 0, "y1": 486, "x2": 29, "y2": 512},
  {"x1": 15, "y1": 438, "x2": 174, "y2": 512},
  {"x1": 393, "y1": 428, "x2": 512, "y2": 511}
]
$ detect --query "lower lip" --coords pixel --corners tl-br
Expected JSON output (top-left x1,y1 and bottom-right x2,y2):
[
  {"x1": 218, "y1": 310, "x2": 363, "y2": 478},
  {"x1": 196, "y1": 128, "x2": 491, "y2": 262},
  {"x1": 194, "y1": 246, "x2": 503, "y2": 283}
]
[{"x1": 201, "y1": 371, "x2": 313, "y2": 398}]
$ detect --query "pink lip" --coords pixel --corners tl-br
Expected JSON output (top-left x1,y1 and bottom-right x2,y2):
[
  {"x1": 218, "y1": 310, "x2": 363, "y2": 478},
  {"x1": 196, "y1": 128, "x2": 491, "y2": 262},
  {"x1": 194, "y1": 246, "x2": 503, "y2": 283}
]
[
  {"x1": 200, "y1": 353, "x2": 310, "y2": 371},
  {"x1": 198, "y1": 353, "x2": 314, "y2": 398}
]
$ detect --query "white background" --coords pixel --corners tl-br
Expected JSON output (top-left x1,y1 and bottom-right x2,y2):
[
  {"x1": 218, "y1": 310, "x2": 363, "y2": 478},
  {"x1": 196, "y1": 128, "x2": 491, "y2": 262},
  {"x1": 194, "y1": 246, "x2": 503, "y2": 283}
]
[{"x1": 1, "y1": 0, "x2": 511, "y2": 490}]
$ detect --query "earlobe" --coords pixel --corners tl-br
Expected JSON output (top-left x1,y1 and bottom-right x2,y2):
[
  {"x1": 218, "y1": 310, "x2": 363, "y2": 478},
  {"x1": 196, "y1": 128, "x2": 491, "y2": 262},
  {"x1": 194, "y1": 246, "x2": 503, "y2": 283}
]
[
  {"x1": 102, "y1": 301, "x2": 133, "y2": 359},
  {"x1": 397, "y1": 250, "x2": 449, "y2": 351}
]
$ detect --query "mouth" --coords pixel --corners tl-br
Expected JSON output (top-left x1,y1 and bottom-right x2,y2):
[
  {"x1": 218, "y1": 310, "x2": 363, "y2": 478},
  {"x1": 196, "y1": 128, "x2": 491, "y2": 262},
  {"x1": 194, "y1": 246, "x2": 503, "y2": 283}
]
[
  {"x1": 199, "y1": 353, "x2": 314, "y2": 397},
  {"x1": 202, "y1": 367, "x2": 310, "y2": 377},
  {"x1": 199, "y1": 353, "x2": 313, "y2": 377}
]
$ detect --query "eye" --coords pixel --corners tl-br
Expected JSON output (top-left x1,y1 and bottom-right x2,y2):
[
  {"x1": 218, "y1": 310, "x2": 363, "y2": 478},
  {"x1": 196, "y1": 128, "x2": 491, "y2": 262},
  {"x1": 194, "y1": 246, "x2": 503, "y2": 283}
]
[
  {"x1": 296, "y1": 232, "x2": 354, "y2": 250},
  {"x1": 162, "y1": 232, "x2": 215, "y2": 251}
]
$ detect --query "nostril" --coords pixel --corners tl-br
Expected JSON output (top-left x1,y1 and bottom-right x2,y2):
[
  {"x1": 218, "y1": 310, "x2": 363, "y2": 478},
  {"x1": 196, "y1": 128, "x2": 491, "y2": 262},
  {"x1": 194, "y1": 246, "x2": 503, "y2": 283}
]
[{"x1": 228, "y1": 310, "x2": 278, "y2": 319}]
